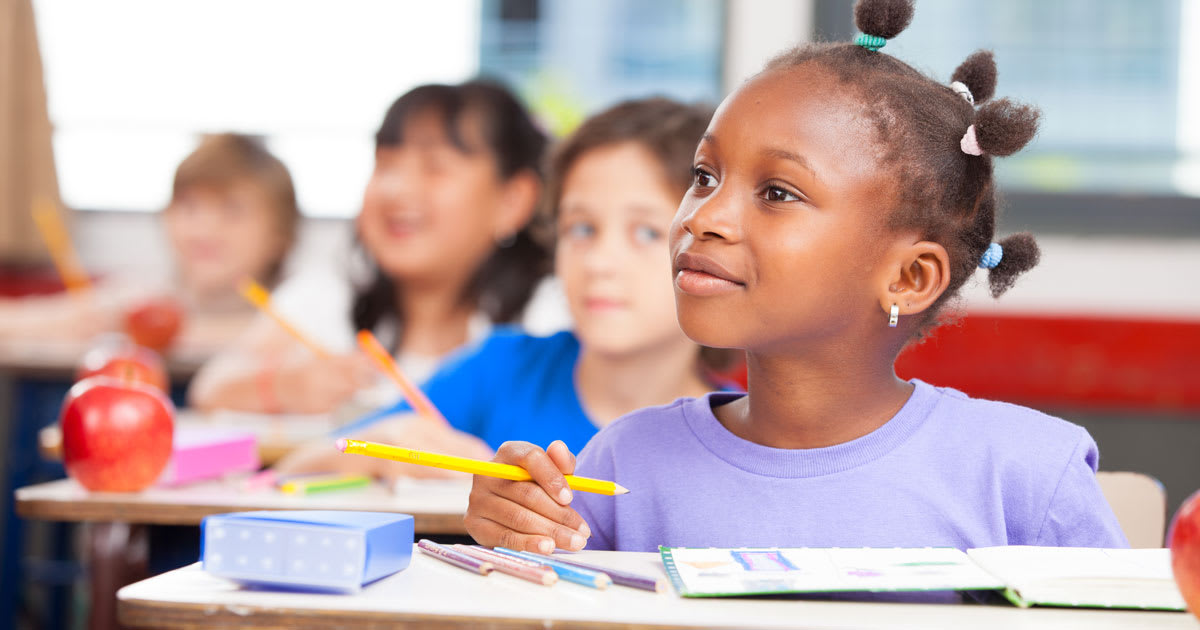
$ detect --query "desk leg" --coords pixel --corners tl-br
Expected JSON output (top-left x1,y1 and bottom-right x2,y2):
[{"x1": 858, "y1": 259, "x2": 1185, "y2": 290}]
[{"x1": 87, "y1": 522, "x2": 147, "y2": 630}]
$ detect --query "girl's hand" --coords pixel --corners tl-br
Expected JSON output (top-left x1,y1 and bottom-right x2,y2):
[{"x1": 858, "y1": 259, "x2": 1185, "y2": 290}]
[
  {"x1": 464, "y1": 440, "x2": 591, "y2": 554},
  {"x1": 272, "y1": 354, "x2": 374, "y2": 414}
]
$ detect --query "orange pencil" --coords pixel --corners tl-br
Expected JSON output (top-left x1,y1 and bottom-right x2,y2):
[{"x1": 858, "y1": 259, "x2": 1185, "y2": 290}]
[
  {"x1": 356, "y1": 330, "x2": 448, "y2": 425},
  {"x1": 237, "y1": 278, "x2": 331, "y2": 358},
  {"x1": 31, "y1": 196, "x2": 91, "y2": 294}
]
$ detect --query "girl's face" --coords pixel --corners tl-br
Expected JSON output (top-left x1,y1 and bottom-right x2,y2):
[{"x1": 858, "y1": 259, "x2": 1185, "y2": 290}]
[
  {"x1": 556, "y1": 142, "x2": 689, "y2": 357},
  {"x1": 669, "y1": 64, "x2": 900, "y2": 354},
  {"x1": 358, "y1": 109, "x2": 524, "y2": 288},
  {"x1": 164, "y1": 181, "x2": 286, "y2": 296}
]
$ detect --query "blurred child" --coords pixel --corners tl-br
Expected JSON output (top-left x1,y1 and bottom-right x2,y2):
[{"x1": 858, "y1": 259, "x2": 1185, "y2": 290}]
[
  {"x1": 463, "y1": 0, "x2": 1128, "y2": 554},
  {"x1": 0, "y1": 133, "x2": 298, "y2": 350},
  {"x1": 188, "y1": 81, "x2": 555, "y2": 415},
  {"x1": 273, "y1": 98, "x2": 733, "y2": 479}
]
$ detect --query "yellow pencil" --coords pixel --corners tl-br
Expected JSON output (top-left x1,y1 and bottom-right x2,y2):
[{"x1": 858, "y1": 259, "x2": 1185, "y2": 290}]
[
  {"x1": 237, "y1": 278, "x2": 331, "y2": 358},
  {"x1": 335, "y1": 438, "x2": 629, "y2": 496},
  {"x1": 31, "y1": 196, "x2": 91, "y2": 294}
]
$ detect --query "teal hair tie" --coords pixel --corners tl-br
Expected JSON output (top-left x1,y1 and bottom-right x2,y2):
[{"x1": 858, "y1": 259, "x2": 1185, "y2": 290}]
[
  {"x1": 979, "y1": 243, "x2": 1003, "y2": 269},
  {"x1": 854, "y1": 33, "x2": 887, "y2": 52}
]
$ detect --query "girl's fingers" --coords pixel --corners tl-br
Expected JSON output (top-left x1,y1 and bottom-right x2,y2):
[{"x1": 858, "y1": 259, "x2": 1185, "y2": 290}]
[
  {"x1": 494, "y1": 441, "x2": 574, "y2": 505},
  {"x1": 545, "y1": 440, "x2": 576, "y2": 475},
  {"x1": 465, "y1": 493, "x2": 587, "y2": 552},
  {"x1": 486, "y1": 477, "x2": 589, "y2": 536},
  {"x1": 465, "y1": 515, "x2": 556, "y2": 554}
]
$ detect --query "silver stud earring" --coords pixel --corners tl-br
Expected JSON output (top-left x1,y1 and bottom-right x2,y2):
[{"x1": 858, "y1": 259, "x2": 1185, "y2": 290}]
[{"x1": 888, "y1": 304, "x2": 899, "y2": 327}]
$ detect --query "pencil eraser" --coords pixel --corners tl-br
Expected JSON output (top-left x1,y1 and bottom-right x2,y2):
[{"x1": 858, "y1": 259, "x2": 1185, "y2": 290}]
[
  {"x1": 158, "y1": 427, "x2": 260, "y2": 486},
  {"x1": 335, "y1": 438, "x2": 348, "y2": 453},
  {"x1": 201, "y1": 510, "x2": 414, "y2": 592}
]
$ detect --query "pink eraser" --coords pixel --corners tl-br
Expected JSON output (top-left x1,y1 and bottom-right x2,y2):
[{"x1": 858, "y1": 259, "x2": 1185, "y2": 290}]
[
  {"x1": 158, "y1": 428, "x2": 260, "y2": 486},
  {"x1": 335, "y1": 438, "x2": 348, "y2": 453}
]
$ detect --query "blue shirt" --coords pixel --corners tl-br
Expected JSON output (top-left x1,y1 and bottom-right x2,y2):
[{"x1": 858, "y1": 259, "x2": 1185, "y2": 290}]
[{"x1": 342, "y1": 329, "x2": 599, "y2": 453}]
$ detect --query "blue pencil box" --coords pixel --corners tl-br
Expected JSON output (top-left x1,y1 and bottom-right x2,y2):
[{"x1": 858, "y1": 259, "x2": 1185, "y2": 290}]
[{"x1": 201, "y1": 510, "x2": 414, "y2": 592}]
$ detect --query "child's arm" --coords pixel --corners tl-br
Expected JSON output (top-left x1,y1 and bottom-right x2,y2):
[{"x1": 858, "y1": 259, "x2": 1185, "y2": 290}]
[
  {"x1": 464, "y1": 440, "x2": 591, "y2": 554},
  {"x1": 188, "y1": 316, "x2": 373, "y2": 414},
  {"x1": 273, "y1": 414, "x2": 494, "y2": 482}
]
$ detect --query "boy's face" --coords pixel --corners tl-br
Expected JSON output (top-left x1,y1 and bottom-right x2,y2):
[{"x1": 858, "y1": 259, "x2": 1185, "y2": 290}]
[
  {"x1": 555, "y1": 142, "x2": 690, "y2": 358},
  {"x1": 164, "y1": 180, "x2": 286, "y2": 297},
  {"x1": 669, "y1": 64, "x2": 901, "y2": 354}
]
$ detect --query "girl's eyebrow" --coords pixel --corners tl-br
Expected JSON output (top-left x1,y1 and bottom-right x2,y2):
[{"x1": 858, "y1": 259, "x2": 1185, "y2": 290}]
[{"x1": 763, "y1": 148, "x2": 818, "y2": 180}]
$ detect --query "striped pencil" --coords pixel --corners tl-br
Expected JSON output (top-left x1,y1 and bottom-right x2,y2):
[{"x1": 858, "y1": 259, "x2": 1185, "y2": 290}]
[
  {"x1": 418, "y1": 539, "x2": 493, "y2": 576},
  {"x1": 549, "y1": 555, "x2": 666, "y2": 593},
  {"x1": 455, "y1": 545, "x2": 558, "y2": 586},
  {"x1": 492, "y1": 547, "x2": 611, "y2": 589}
]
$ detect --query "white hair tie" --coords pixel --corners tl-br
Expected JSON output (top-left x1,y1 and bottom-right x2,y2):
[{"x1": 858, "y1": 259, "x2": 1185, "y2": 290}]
[{"x1": 960, "y1": 124, "x2": 984, "y2": 156}]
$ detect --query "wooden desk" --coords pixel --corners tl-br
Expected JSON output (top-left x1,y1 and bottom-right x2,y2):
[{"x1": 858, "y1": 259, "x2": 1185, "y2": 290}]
[
  {"x1": 0, "y1": 338, "x2": 210, "y2": 380},
  {"x1": 15, "y1": 478, "x2": 470, "y2": 534},
  {"x1": 117, "y1": 547, "x2": 1199, "y2": 630},
  {"x1": 37, "y1": 410, "x2": 337, "y2": 465}
]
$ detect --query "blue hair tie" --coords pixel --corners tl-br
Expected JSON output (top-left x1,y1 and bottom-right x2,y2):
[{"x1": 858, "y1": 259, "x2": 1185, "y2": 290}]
[
  {"x1": 854, "y1": 33, "x2": 887, "y2": 52},
  {"x1": 979, "y1": 242, "x2": 1003, "y2": 269}
]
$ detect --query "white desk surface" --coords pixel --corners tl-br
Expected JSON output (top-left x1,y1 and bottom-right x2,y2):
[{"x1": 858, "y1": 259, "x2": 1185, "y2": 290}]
[
  {"x1": 16, "y1": 477, "x2": 471, "y2": 534},
  {"x1": 118, "y1": 546, "x2": 1200, "y2": 630}
]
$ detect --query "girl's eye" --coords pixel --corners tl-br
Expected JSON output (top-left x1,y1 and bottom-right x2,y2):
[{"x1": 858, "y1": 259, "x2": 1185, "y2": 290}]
[
  {"x1": 561, "y1": 221, "x2": 595, "y2": 240},
  {"x1": 764, "y1": 185, "x2": 801, "y2": 203},
  {"x1": 693, "y1": 167, "x2": 716, "y2": 188},
  {"x1": 632, "y1": 224, "x2": 663, "y2": 245}
]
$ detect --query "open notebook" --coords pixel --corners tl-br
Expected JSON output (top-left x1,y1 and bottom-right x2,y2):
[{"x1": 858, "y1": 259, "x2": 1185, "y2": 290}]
[{"x1": 660, "y1": 546, "x2": 1187, "y2": 610}]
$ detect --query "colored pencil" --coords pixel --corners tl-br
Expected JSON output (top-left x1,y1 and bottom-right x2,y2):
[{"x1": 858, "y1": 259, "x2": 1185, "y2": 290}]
[
  {"x1": 356, "y1": 330, "x2": 448, "y2": 425},
  {"x1": 492, "y1": 547, "x2": 610, "y2": 589},
  {"x1": 31, "y1": 196, "x2": 91, "y2": 294},
  {"x1": 455, "y1": 545, "x2": 558, "y2": 586},
  {"x1": 278, "y1": 474, "x2": 370, "y2": 495},
  {"x1": 237, "y1": 278, "x2": 331, "y2": 358},
  {"x1": 418, "y1": 539, "x2": 493, "y2": 575},
  {"x1": 336, "y1": 438, "x2": 629, "y2": 496},
  {"x1": 549, "y1": 554, "x2": 666, "y2": 592}
]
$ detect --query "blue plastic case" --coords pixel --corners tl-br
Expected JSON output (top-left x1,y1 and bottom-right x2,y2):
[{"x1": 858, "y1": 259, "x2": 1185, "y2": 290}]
[{"x1": 201, "y1": 510, "x2": 414, "y2": 592}]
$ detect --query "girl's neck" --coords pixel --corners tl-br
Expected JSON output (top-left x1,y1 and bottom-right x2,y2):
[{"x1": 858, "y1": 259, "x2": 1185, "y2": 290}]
[
  {"x1": 720, "y1": 345, "x2": 913, "y2": 450},
  {"x1": 575, "y1": 338, "x2": 711, "y2": 428},
  {"x1": 395, "y1": 278, "x2": 478, "y2": 358}
]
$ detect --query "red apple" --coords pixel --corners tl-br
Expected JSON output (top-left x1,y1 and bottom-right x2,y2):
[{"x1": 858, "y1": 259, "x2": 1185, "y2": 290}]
[
  {"x1": 77, "y1": 342, "x2": 169, "y2": 392},
  {"x1": 124, "y1": 297, "x2": 185, "y2": 352},
  {"x1": 1170, "y1": 489, "x2": 1200, "y2": 618},
  {"x1": 60, "y1": 375, "x2": 175, "y2": 492}
]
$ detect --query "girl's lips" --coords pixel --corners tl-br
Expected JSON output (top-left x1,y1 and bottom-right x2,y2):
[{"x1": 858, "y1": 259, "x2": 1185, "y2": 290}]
[
  {"x1": 675, "y1": 269, "x2": 744, "y2": 296},
  {"x1": 585, "y1": 298, "x2": 627, "y2": 311},
  {"x1": 673, "y1": 251, "x2": 745, "y2": 296}
]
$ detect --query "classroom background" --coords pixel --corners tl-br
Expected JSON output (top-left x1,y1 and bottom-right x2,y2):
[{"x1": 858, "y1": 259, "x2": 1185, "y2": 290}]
[{"x1": 1, "y1": 0, "x2": 1198, "y2": 629}]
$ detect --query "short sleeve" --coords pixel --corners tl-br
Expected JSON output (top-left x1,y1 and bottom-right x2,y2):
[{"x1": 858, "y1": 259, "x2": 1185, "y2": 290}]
[
  {"x1": 1034, "y1": 432, "x2": 1130, "y2": 548},
  {"x1": 572, "y1": 436, "x2": 617, "y2": 551},
  {"x1": 269, "y1": 267, "x2": 356, "y2": 353}
]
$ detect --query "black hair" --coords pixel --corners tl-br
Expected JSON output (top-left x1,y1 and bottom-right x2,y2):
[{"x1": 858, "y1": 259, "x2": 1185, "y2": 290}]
[
  {"x1": 351, "y1": 80, "x2": 551, "y2": 339},
  {"x1": 766, "y1": 0, "x2": 1042, "y2": 332}
]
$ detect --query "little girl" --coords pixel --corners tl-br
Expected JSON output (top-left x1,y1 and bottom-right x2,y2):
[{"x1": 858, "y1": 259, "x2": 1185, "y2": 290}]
[
  {"x1": 464, "y1": 0, "x2": 1128, "y2": 554},
  {"x1": 189, "y1": 81, "x2": 556, "y2": 415},
  {"x1": 273, "y1": 98, "x2": 733, "y2": 479}
]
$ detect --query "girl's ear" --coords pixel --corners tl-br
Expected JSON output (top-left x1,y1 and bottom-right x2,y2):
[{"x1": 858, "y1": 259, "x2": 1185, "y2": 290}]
[
  {"x1": 494, "y1": 170, "x2": 542, "y2": 241},
  {"x1": 877, "y1": 239, "x2": 951, "y2": 321}
]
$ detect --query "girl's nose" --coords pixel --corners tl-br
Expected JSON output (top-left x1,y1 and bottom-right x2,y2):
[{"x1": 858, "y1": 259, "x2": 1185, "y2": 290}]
[{"x1": 679, "y1": 188, "x2": 742, "y2": 243}]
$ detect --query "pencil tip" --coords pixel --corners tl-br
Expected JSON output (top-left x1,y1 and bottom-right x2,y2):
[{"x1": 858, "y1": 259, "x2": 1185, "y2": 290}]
[{"x1": 613, "y1": 484, "x2": 630, "y2": 495}]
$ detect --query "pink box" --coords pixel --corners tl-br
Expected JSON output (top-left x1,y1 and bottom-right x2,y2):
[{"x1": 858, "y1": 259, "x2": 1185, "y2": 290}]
[{"x1": 158, "y1": 427, "x2": 260, "y2": 486}]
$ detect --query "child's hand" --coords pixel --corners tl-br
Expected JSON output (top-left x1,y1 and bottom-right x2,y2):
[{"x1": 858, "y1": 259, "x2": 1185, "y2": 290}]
[
  {"x1": 273, "y1": 354, "x2": 374, "y2": 414},
  {"x1": 464, "y1": 440, "x2": 591, "y2": 554}
]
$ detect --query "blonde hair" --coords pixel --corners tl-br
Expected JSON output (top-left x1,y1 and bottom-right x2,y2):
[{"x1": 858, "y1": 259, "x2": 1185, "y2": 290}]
[{"x1": 170, "y1": 133, "x2": 299, "y2": 284}]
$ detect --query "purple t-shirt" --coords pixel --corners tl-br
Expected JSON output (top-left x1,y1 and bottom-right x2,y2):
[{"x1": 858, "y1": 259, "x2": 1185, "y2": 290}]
[{"x1": 573, "y1": 379, "x2": 1128, "y2": 552}]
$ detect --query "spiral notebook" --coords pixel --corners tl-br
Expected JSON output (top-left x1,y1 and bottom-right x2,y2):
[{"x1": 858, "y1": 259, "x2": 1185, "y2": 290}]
[{"x1": 660, "y1": 545, "x2": 1187, "y2": 611}]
